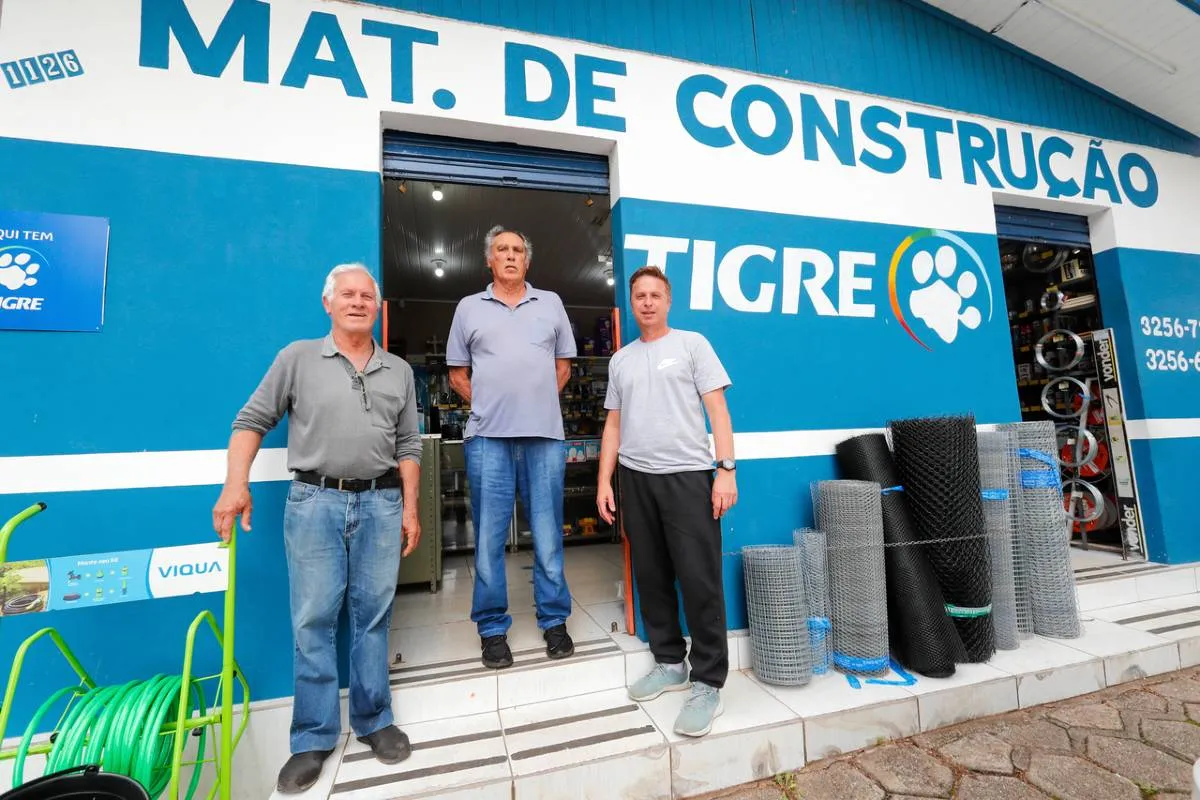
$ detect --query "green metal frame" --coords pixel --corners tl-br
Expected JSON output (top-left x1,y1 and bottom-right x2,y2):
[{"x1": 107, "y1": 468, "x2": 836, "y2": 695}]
[{"x1": 0, "y1": 503, "x2": 250, "y2": 799}]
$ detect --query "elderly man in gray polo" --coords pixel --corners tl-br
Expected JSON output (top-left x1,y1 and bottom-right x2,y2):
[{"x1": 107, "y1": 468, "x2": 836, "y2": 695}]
[
  {"x1": 447, "y1": 225, "x2": 576, "y2": 670},
  {"x1": 212, "y1": 263, "x2": 421, "y2": 794}
]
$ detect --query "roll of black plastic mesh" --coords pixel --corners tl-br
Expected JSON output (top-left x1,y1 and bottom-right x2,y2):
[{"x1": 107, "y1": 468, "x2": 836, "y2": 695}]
[
  {"x1": 835, "y1": 433, "x2": 966, "y2": 678},
  {"x1": 889, "y1": 416, "x2": 995, "y2": 663}
]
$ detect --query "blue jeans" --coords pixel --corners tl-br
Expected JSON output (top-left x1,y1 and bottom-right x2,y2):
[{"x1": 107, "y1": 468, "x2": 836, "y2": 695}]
[
  {"x1": 464, "y1": 436, "x2": 571, "y2": 637},
  {"x1": 282, "y1": 481, "x2": 402, "y2": 754}
]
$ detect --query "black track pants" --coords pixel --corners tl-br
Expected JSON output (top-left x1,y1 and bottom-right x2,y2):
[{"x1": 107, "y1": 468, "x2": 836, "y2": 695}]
[{"x1": 619, "y1": 465, "x2": 728, "y2": 688}]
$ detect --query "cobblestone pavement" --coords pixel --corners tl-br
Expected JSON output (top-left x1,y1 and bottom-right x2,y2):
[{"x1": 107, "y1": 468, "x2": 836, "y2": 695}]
[{"x1": 697, "y1": 666, "x2": 1200, "y2": 800}]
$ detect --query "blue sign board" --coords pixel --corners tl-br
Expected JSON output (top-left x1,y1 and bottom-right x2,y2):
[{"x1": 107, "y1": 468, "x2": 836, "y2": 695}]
[{"x1": 0, "y1": 210, "x2": 110, "y2": 332}]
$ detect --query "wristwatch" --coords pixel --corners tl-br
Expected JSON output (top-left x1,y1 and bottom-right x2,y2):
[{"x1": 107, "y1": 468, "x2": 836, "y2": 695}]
[{"x1": 716, "y1": 458, "x2": 736, "y2": 471}]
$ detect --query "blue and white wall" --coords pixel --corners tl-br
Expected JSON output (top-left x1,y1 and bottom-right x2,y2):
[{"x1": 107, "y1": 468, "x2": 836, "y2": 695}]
[{"x1": 1, "y1": 0, "x2": 1198, "y2": 735}]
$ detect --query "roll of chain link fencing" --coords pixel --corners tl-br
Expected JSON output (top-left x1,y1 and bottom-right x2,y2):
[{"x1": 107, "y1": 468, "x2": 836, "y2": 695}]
[
  {"x1": 742, "y1": 545, "x2": 814, "y2": 686},
  {"x1": 999, "y1": 420, "x2": 1082, "y2": 639},
  {"x1": 812, "y1": 480, "x2": 890, "y2": 676},
  {"x1": 889, "y1": 416, "x2": 996, "y2": 663},
  {"x1": 793, "y1": 527, "x2": 831, "y2": 675},
  {"x1": 977, "y1": 429, "x2": 1026, "y2": 649},
  {"x1": 834, "y1": 433, "x2": 966, "y2": 677}
]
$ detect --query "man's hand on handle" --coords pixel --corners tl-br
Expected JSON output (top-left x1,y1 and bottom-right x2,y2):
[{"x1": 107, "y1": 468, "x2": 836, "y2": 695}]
[
  {"x1": 212, "y1": 483, "x2": 252, "y2": 542},
  {"x1": 712, "y1": 471, "x2": 737, "y2": 520}
]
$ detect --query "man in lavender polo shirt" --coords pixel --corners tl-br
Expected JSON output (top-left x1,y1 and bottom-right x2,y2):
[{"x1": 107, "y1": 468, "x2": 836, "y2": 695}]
[{"x1": 447, "y1": 225, "x2": 576, "y2": 669}]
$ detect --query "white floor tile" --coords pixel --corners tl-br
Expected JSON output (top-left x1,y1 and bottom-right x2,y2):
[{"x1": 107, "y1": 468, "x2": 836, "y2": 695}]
[
  {"x1": 1104, "y1": 643, "x2": 1181, "y2": 686},
  {"x1": 803, "y1": 697, "x2": 920, "y2": 761},
  {"x1": 331, "y1": 713, "x2": 509, "y2": 800},
  {"x1": 902, "y1": 663, "x2": 1018, "y2": 732},
  {"x1": 581, "y1": 600, "x2": 627, "y2": 636},
  {"x1": 1051, "y1": 619, "x2": 1172, "y2": 658},
  {"x1": 1075, "y1": 578, "x2": 1138, "y2": 611},
  {"x1": 1179, "y1": 636, "x2": 1200, "y2": 667},
  {"x1": 1126, "y1": 612, "x2": 1200, "y2": 633},
  {"x1": 986, "y1": 636, "x2": 1106, "y2": 708},
  {"x1": 669, "y1": 719, "x2": 807, "y2": 797},
  {"x1": 1084, "y1": 599, "x2": 1175, "y2": 622},
  {"x1": 498, "y1": 652, "x2": 625, "y2": 708},
  {"x1": 1136, "y1": 568, "x2": 1197, "y2": 601},
  {"x1": 392, "y1": 674, "x2": 498, "y2": 725},
  {"x1": 751, "y1": 669, "x2": 916, "y2": 718},
  {"x1": 501, "y1": 689, "x2": 666, "y2": 776},
  {"x1": 511, "y1": 749, "x2": 671, "y2": 800}
]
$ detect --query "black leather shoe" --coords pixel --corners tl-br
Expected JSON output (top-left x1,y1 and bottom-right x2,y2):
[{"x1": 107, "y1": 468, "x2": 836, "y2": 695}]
[
  {"x1": 544, "y1": 624, "x2": 574, "y2": 659},
  {"x1": 357, "y1": 724, "x2": 412, "y2": 765},
  {"x1": 481, "y1": 635, "x2": 513, "y2": 669},
  {"x1": 276, "y1": 749, "x2": 333, "y2": 794}
]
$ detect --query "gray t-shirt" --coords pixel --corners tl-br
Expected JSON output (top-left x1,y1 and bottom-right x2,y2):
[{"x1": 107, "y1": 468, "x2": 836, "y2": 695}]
[
  {"x1": 447, "y1": 283, "x2": 576, "y2": 440},
  {"x1": 232, "y1": 335, "x2": 422, "y2": 478},
  {"x1": 604, "y1": 329, "x2": 731, "y2": 474}
]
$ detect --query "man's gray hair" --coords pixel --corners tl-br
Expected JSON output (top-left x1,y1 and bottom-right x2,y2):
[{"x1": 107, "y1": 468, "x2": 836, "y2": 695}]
[
  {"x1": 484, "y1": 225, "x2": 533, "y2": 265},
  {"x1": 323, "y1": 263, "x2": 382, "y2": 304}
]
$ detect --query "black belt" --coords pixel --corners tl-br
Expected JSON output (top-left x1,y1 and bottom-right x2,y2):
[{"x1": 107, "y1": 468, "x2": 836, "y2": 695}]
[{"x1": 294, "y1": 469, "x2": 400, "y2": 492}]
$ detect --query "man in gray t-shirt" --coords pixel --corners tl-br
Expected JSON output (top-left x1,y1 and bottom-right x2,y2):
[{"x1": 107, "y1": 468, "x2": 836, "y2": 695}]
[
  {"x1": 447, "y1": 226, "x2": 577, "y2": 670},
  {"x1": 598, "y1": 265, "x2": 737, "y2": 739}
]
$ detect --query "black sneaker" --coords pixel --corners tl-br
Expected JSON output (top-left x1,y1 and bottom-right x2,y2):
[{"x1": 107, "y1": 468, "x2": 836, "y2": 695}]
[
  {"x1": 544, "y1": 624, "x2": 574, "y2": 659},
  {"x1": 276, "y1": 749, "x2": 333, "y2": 794},
  {"x1": 481, "y1": 634, "x2": 513, "y2": 669}
]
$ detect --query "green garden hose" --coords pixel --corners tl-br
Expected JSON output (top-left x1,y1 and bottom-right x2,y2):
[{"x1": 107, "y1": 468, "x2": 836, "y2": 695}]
[{"x1": 13, "y1": 675, "x2": 208, "y2": 799}]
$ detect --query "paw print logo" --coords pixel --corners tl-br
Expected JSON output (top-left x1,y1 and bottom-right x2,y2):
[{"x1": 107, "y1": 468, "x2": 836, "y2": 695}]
[
  {"x1": 888, "y1": 230, "x2": 993, "y2": 350},
  {"x1": 0, "y1": 249, "x2": 41, "y2": 292}
]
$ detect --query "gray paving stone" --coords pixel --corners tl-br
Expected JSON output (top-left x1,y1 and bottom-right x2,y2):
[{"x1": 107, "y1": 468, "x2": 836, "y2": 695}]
[
  {"x1": 1186, "y1": 702, "x2": 1200, "y2": 722},
  {"x1": 1086, "y1": 734, "x2": 1192, "y2": 793},
  {"x1": 938, "y1": 733, "x2": 1014, "y2": 775},
  {"x1": 1048, "y1": 703, "x2": 1123, "y2": 730},
  {"x1": 1152, "y1": 678, "x2": 1200, "y2": 703},
  {"x1": 857, "y1": 744, "x2": 953, "y2": 798},
  {"x1": 791, "y1": 763, "x2": 884, "y2": 800},
  {"x1": 1142, "y1": 718, "x2": 1200, "y2": 761},
  {"x1": 954, "y1": 775, "x2": 1051, "y2": 800},
  {"x1": 1025, "y1": 752, "x2": 1141, "y2": 800},
  {"x1": 992, "y1": 720, "x2": 1072, "y2": 752},
  {"x1": 1107, "y1": 690, "x2": 1168, "y2": 712}
]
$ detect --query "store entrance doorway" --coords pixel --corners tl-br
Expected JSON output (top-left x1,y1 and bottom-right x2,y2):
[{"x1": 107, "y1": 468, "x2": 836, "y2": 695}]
[
  {"x1": 995, "y1": 206, "x2": 1145, "y2": 562},
  {"x1": 380, "y1": 132, "x2": 633, "y2": 673}
]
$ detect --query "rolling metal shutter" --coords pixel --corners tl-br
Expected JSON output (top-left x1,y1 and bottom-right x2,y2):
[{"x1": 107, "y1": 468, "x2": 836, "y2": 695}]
[{"x1": 994, "y1": 205, "x2": 1092, "y2": 247}]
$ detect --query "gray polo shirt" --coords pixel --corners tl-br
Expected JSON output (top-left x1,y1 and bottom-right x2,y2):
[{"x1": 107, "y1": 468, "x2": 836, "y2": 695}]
[
  {"x1": 604, "y1": 329, "x2": 731, "y2": 474},
  {"x1": 447, "y1": 283, "x2": 576, "y2": 440},
  {"x1": 232, "y1": 334, "x2": 422, "y2": 479}
]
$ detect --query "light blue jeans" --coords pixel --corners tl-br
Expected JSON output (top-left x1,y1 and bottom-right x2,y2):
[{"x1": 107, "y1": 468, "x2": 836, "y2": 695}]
[
  {"x1": 282, "y1": 481, "x2": 402, "y2": 754},
  {"x1": 464, "y1": 436, "x2": 571, "y2": 638}
]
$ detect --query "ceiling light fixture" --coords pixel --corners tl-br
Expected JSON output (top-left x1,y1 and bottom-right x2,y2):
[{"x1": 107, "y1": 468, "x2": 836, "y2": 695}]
[
  {"x1": 431, "y1": 184, "x2": 444, "y2": 202},
  {"x1": 1033, "y1": 0, "x2": 1178, "y2": 75},
  {"x1": 432, "y1": 257, "x2": 446, "y2": 278},
  {"x1": 604, "y1": 267, "x2": 615, "y2": 287}
]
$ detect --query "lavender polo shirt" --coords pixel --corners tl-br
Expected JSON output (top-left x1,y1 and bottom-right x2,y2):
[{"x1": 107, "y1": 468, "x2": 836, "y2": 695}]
[{"x1": 446, "y1": 283, "x2": 576, "y2": 440}]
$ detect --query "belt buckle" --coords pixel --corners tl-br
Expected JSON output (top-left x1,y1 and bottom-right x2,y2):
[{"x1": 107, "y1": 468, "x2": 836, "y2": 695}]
[{"x1": 336, "y1": 477, "x2": 347, "y2": 492}]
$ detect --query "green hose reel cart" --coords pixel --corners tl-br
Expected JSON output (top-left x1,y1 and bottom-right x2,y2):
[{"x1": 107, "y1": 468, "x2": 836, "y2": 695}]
[{"x1": 0, "y1": 503, "x2": 250, "y2": 799}]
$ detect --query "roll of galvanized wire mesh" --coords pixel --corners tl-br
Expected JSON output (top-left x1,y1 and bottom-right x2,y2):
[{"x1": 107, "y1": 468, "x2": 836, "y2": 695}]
[
  {"x1": 743, "y1": 545, "x2": 813, "y2": 686},
  {"x1": 889, "y1": 416, "x2": 995, "y2": 663},
  {"x1": 977, "y1": 429, "x2": 1025, "y2": 649},
  {"x1": 835, "y1": 433, "x2": 965, "y2": 677},
  {"x1": 794, "y1": 527, "x2": 831, "y2": 675},
  {"x1": 1000, "y1": 420, "x2": 1081, "y2": 639},
  {"x1": 813, "y1": 480, "x2": 890, "y2": 676}
]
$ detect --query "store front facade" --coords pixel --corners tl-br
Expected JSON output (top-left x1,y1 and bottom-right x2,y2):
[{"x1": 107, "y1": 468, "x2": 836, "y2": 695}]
[{"x1": 1, "y1": 0, "x2": 1198, "y2": 731}]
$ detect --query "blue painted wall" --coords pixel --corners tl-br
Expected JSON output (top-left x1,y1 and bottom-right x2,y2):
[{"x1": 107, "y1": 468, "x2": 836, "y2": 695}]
[
  {"x1": 1094, "y1": 247, "x2": 1200, "y2": 563},
  {"x1": 0, "y1": 137, "x2": 380, "y2": 732},
  {"x1": 364, "y1": 0, "x2": 1199, "y2": 155}
]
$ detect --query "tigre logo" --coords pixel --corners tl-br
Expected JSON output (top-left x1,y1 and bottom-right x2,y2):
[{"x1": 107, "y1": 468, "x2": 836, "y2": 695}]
[{"x1": 888, "y1": 230, "x2": 994, "y2": 350}]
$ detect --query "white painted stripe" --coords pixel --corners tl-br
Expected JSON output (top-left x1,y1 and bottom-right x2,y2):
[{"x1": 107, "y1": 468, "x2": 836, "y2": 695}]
[
  {"x1": 3, "y1": 419, "x2": 1195, "y2": 495},
  {"x1": 1126, "y1": 418, "x2": 1200, "y2": 440}
]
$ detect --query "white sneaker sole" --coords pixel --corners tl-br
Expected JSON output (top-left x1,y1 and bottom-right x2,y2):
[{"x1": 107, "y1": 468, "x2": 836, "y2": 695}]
[
  {"x1": 674, "y1": 697, "x2": 724, "y2": 738},
  {"x1": 627, "y1": 679, "x2": 690, "y2": 703}
]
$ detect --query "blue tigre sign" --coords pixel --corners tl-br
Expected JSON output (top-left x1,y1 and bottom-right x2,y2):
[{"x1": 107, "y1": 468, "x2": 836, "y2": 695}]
[{"x1": 0, "y1": 210, "x2": 110, "y2": 332}]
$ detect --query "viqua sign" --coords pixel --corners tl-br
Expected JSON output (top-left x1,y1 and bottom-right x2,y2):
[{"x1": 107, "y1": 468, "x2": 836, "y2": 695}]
[
  {"x1": 138, "y1": 0, "x2": 1160, "y2": 208},
  {"x1": 157, "y1": 560, "x2": 223, "y2": 579}
]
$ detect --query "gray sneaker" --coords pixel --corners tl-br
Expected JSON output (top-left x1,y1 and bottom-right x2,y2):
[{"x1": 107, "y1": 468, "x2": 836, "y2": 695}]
[
  {"x1": 627, "y1": 662, "x2": 690, "y2": 702},
  {"x1": 674, "y1": 682, "x2": 723, "y2": 737}
]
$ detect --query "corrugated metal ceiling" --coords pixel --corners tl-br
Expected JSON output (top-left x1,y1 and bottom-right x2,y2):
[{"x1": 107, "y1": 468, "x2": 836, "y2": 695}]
[{"x1": 922, "y1": 0, "x2": 1200, "y2": 138}]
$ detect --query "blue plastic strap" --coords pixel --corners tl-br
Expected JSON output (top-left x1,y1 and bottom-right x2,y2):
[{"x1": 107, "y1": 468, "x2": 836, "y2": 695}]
[
  {"x1": 807, "y1": 616, "x2": 831, "y2": 634},
  {"x1": 981, "y1": 488, "x2": 1010, "y2": 501},
  {"x1": 865, "y1": 658, "x2": 918, "y2": 687},
  {"x1": 881, "y1": 485, "x2": 905, "y2": 494},
  {"x1": 1018, "y1": 447, "x2": 1058, "y2": 468},
  {"x1": 845, "y1": 673, "x2": 862, "y2": 689},
  {"x1": 1021, "y1": 470, "x2": 1061, "y2": 489},
  {"x1": 832, "y1": 652, "x2": 891, "y2": 674}
]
